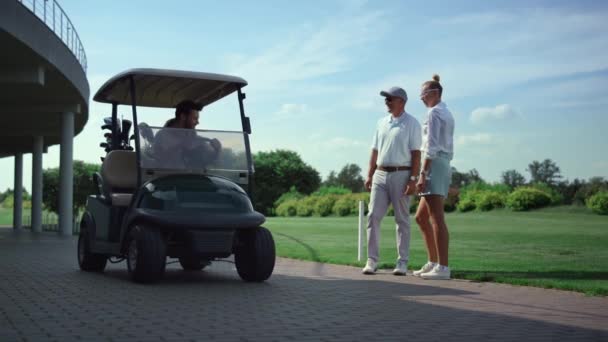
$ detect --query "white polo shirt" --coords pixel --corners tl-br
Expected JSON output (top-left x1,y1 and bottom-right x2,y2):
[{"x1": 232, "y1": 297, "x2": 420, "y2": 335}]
[{"x1": 371, "y1": 111, "x2": 422, "y2": 167}]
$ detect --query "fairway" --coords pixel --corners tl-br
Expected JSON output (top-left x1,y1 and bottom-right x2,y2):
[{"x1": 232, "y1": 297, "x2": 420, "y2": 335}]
[
  {"x1": 0, "y1": 208, "x2": 11, "y2": 226},
  {"x1": 265, "y1": 206, "x2": 608, "y2": 296}
]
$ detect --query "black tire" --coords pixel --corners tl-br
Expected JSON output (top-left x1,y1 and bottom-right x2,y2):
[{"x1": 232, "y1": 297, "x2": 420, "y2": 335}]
[
  {"x1": 126, "y1": 226, "x2": 167, "y2": 283},
  {"x1": 178, "y1": 256, "x2": 209, "y2": 271},
  {"x1": 234, "y1": 227, "x2": 275, "y2": 282},
  {"x1": 77, "y1": 225, "x2": 107, "y2": 272}
]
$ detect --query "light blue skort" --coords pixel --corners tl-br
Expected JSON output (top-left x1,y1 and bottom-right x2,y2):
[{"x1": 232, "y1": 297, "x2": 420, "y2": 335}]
[{"x1": 420, "y1": 151, "x2": 452, "y2": 198}]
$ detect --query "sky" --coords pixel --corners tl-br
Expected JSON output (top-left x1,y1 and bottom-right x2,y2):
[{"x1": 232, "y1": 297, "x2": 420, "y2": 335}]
[{"x1": 2, "y1": 0, "x2": 608, "y2": 191}]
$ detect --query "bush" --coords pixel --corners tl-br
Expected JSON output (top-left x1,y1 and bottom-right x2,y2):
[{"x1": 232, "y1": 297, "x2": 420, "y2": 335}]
[
  {"x1": 410, "y1": 196, "x2": 420, "y2": 214},
  {"x1": 444, "y1": 188, "x2": 459, "y2": 212},
  {"x1": 332, "y1": 194, "x2": 368, "y2": 217},
  {"x1": 457, "y1": 197, "x2": 476, "y2": 212},
  {"x1": 275, "y1": 199, "x2": 299, "y2": 217},
  {"x1": 333, "y1": 196, "x2": 354, "y2": 216},
  {"x1": 529, "y1": 183, "x2": 563, "y2": 205},
  {"x1": 587, "y1": 191, "x2": 608, "y2": 215},
  {"x1": 462, "y1": 181, "x2": 510, "y2": 194},
  {"x1": 274, "y1": 186, "x2": 305, "y2": 209},
  {"x1": 314, "y1": 195, "x2": 338, "y2": 217},
  {"x1": 312, "y1": 186, "x2": 351, "y2": 196},
  {"x1": 506, "y1": 187, "x2": 552, "y2": 211},
  {"x1": 296, "y1": 197, "x2": 317, "y2": 217},
  {"x1": 457, "y1": 189, "x2": 482, "y2": 212},
  {"x1": 477, "y1": 191, "x2": 506, "y2": 211},
  {"x1": 573, "y1": 177, "x2": 608, "y2": 205}
]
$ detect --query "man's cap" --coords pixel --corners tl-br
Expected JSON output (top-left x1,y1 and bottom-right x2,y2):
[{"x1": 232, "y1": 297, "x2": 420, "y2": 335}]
[{"x1": 380, "y1": 86, "x2": 408, "y2": 102}]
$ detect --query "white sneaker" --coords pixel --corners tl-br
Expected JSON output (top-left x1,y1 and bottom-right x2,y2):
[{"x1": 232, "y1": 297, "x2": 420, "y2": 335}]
[
  {"x1": 362, "y1": 259, "x2": 378, "y2": 275},
  {"x1": 413, "y1": 261, "x2": 437, "y2": 277},
  {"x1": 420, "y1": 264, "x2": 451, "y2": 280},
  {"x1": 392, "y1": 260, "x2": 408, "y2": 276}
]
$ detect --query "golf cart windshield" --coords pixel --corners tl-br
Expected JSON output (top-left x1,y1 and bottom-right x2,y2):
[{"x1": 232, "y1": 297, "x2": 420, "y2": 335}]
[{"x1": 138, "y1": 125, "x2": 249, "y2": 184}]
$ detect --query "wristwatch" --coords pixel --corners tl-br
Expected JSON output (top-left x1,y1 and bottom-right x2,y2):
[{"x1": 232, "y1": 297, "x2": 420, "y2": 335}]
[{"x1": 409, "y1": 175, "x2": 418, "y2": 182}]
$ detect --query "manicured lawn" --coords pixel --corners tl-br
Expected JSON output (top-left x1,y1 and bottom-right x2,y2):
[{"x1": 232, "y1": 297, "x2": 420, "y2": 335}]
[
  {"x1": 0, "y1": 207, "x2": 11, "y2": 225},
  {"x1": 265, "y1": 206, "x2": 608, "y2": 296}
]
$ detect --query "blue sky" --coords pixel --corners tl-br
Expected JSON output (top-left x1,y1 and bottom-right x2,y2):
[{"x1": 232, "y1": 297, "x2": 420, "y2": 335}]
[{"x1": 2, "y1": 0, "x2": 608, "y2": 191}]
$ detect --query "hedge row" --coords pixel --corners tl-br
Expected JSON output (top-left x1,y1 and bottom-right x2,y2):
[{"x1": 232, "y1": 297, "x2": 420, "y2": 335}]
[
  {"x1": 587, "y1": 191, "x2": 608, "y2": 215},
  {"x1": 274, "y1": 184, "x2": 608, "y2": 217},
  {"x1": 276, "y1": 193, "x2": 371, "y2": 217},
  {"x1": 456, "y1": 184, "x2": 554, "y2": 212}
]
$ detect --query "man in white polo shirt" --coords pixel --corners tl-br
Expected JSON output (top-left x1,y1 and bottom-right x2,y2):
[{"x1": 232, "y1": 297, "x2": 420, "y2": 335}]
[{"x1": 363, "y1": 86, "x2": 422, "y2": 275}]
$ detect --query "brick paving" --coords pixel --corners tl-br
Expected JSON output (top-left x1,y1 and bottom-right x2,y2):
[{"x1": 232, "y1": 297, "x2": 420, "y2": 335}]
[{"x1": 0, "y1": 228, "x2": 607, "y2": 342}]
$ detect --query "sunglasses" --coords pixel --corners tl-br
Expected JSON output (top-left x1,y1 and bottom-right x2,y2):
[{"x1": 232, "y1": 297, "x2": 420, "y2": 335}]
[
  {"x1": 419, "y1": 88, "x2": 439, "y2": 98},
  {"x1": 385, "y1": 97, "x2": 401, "y2": 104}
]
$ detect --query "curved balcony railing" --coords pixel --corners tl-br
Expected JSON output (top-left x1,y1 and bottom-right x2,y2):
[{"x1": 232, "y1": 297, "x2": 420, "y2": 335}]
[{"x1": 16, "y1": 0, "x2": 88, "y2": 73}]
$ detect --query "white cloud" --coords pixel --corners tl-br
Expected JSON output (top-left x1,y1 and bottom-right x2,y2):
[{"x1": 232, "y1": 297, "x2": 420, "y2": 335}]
[
  {"x1": 470, "y1": 104, "x2": 518, "y2": 124},
  {"x1": 455, "y1": 133, "x2": 495, "y2": 147},
  {"x1": 274, "y1": 103, "x2": 307, "y2": 120},
  {"x1": 322, "y1": 137, "x2": 366, "y2": 149},
  {"x1": 227, "y1": 8, "x2": 388, "y2": 91}
]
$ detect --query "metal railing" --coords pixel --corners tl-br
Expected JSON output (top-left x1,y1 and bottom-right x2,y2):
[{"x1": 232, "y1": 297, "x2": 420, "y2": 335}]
[
  {"x1": 16, "y1": 0, "x2": 88, "y2": 73},
  {"x1": 21, "y1": 212, "x2": 81, "y2": 234}
]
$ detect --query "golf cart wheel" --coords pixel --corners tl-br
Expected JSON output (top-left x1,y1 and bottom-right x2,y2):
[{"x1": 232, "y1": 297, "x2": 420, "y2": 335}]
[
  {"x1": 178, "y1": 257, "x2": 209, "y2": 271},
  {"x1": 77, "y1": 225, "x2": 107, "y2": 272},
  {"x1": 234, "y1": 227, "x2": 276, "y2": 282},
  {"x1": 126, "y1": 226, "x2": 167, "y2": 283}
]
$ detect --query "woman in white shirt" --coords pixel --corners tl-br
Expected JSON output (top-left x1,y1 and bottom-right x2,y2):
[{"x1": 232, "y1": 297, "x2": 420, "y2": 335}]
[{"x1": 414, "y1": 74, "x2": 455, "y2": 280}]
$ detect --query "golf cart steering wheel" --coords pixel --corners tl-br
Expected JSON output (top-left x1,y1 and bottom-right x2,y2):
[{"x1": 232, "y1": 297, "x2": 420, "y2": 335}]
[{"x1": 183, "y1": 136, "x2": 222, "y2": 169}]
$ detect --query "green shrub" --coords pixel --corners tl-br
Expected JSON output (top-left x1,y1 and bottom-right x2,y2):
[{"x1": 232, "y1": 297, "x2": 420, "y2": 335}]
[
  {"x1": 573, "y1": 178, "x2": 608, "y2": 205},
  {"x1": 333, "y1": 196, "x2": 355, "y2": 216},
  {"x1": 457, "y1": 189, "x2": 482, "y2": 212},
  {"x1": 410, "y1": 196, "x2": 420, "y2": 214},
  {"x1": 296, "y1": 197, "x2": 317, "y2": 217},
  {"x1": 587, "y1": 191, "x2": 608, "y2": 215},
  {"x1": 274, "y1": 186, "x2": 305, "y2": 209},
  {"x1": 457, "y1": 197, "x2": 476, "y2": 212},
  {"x1": 314, "y1": 195, "x2": 338, "y2": 217},
  {"x1": 312, "y1": 186, "x2": 351, "y2": 196},
  {"x1": 461, "y1": 181, "x2": 510, "y2": 194},
  {"x1": 477, "y1": 191, "x2": 506, "y2": 211},
  {"x1": 332, "y1": 194, "x2": 367, "y2": 216},
  {"x1": 275, "y1": 199, "x2": 299, "y2": 217},
  {"x1": 529, "y1": 183, "x2": 563, "y2": 205},
  {"x1": 444, "y1": 188, "x2": 459, "y2": 213},
  {"x1": 506, "y1": 187, "x2": 552, "y2": 211}
]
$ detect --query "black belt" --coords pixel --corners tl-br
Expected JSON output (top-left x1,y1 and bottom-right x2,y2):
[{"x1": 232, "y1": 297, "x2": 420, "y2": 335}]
[{"x1": 377, "y1": 166, "x2": 411, "y2": 172}]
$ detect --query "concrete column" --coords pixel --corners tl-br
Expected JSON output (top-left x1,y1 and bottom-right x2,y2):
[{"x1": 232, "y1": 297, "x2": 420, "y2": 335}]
[
  {"x1": 13, "y1": 154, "x2": 23, "y2": 230},
  {"x1": 59, "y1": 112, "x2": 74, "y2": 236},
  {"x1": 31, "y1": 136, "x2": 43, "y2": 233}
]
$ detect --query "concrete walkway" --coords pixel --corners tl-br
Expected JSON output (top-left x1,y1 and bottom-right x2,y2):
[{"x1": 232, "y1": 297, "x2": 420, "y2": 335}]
[{"x1": 1, "y1": 228, "x2": 607, "y2": 342}]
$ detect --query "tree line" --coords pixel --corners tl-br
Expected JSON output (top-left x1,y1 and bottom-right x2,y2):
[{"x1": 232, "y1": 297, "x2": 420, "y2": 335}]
[{"x1": 1, "y1": 151, "x2": 606, "y2": 216}]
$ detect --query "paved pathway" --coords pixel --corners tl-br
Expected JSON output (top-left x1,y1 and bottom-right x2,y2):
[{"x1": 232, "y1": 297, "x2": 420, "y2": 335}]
[{"x1": 1, "y1": 228, "x2": 607, "y2": 341}]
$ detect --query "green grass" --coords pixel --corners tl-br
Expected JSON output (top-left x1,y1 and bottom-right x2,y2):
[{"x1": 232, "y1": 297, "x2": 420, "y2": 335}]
[
  {"x1": 0, "y1": 207, "x2": 58, "y2": 227},
  {"x1": 0, "y1": 207, "x2": 12, "y2": 225},
  {"x1": 265, "y1": 206, "x2": 608, "y2": 296}
]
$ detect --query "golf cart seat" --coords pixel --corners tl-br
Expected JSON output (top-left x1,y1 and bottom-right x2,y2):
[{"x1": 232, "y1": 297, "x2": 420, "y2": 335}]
[{"x1": 101, "y1": 150, "x2": 138, "y2": 206}]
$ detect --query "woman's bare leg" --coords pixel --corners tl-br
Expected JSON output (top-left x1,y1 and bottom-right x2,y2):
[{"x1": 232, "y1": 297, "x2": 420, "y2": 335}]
[
  {"x1": 425, "y1": 195, "x2": 449, "y2": 266},
  {"x1": 415, "y1": 197, "x2": 438, "y2": 263}
]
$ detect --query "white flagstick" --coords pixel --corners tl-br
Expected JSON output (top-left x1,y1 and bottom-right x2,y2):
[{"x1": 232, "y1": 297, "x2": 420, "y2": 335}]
[{"x1": 358, "y1": 200, "x2": 365, "y2": 262}]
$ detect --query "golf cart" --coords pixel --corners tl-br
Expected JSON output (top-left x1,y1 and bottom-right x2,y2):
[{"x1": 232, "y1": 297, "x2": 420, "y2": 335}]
[{"x1": 77, "y1": 69, "x2": 275, "y2": 283}]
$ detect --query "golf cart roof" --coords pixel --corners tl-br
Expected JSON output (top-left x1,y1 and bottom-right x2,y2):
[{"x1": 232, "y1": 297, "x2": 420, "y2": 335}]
[{"x1": 93, "y1": 68, "x2": 248, "y2": 108}]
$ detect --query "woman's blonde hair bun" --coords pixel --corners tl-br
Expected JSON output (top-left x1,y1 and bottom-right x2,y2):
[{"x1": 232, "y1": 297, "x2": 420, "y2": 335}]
[{"x1": 432, "y1": 74, "x2": 440, "y2": 82}]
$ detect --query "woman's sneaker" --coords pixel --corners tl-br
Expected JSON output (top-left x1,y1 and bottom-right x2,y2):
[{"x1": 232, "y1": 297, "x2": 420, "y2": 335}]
[
  {"x1": 421, "y1": 264, "x2": 451, "y2": 280},
  {"x1": 413, "y1": 261, "x2": 436, "y2": 277}
]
